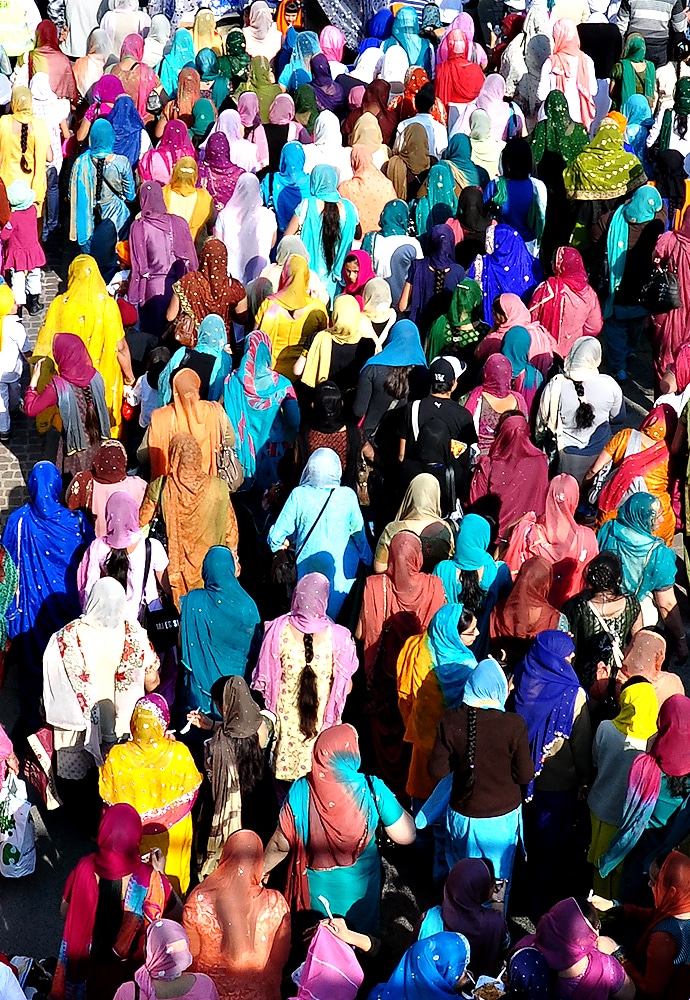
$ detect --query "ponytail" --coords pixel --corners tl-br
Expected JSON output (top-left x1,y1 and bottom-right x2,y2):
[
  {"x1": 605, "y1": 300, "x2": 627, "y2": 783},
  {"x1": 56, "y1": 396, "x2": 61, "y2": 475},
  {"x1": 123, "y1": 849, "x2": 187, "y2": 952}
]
[
  {"x1": 83, "y1": 384, "x2": 101, "y2": 445},
  {"x1": 298, "y1": 632, "x2": 319, "y2": 739}
]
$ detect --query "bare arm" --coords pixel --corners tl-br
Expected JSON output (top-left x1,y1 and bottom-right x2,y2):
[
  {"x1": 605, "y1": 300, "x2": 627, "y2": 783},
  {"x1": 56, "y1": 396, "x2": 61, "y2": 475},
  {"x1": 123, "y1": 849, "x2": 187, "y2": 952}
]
[
  {"x1": 116, "y1": 338, "x2": 135, "y2": 384},
  {"x1": 263, "y1": 827, "x2": 290, "y2": 874},
  {"x1": 398, "y1": 281, "x2": 412, "y2": 312},
  {"x1": 283, "y1": 213, "x2": 300, "y2": 237},
  {"x1": 166, "y1": 292, "x2": 180, "y2": 322},
  {"x1": 384, "y1": 810, "x2": 416, "y2": 846},
  {"x1": 583, "y1": 446, "x2": 613, "y2": 482}
]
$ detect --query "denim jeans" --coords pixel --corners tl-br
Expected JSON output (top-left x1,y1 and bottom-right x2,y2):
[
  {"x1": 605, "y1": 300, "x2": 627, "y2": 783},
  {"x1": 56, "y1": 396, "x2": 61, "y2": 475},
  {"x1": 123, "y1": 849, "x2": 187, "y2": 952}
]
[{"x1": 603, "y1": 303, "x2": 647, "y2": 373}]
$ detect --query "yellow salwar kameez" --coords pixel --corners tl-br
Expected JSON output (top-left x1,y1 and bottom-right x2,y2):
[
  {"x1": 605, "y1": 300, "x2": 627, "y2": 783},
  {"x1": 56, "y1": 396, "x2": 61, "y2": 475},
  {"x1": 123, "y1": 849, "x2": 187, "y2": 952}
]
[
  {"x1": 254, "y1": 256, "x2": 328, "y2": 378},
  {"x1": 595, "y1": 427, "x2": 675, "y2": 545},
  {"x1": 0, "y1": 89, "x2": 50, "y2": 213},
  {"x1": 99, "y1": 695, "x2": 202, "y2": 895},
  {"x1": 163, "y1": 157, "x2": 213, "y2": 240},
  {"x1": 34, "y1": 255, "x2": 126, "y2": 434}
]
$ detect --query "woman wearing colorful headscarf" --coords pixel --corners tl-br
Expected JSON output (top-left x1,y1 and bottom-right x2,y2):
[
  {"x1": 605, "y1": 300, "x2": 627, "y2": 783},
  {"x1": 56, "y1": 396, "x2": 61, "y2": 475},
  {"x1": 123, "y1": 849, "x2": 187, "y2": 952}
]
[
  {"x1": 156, "y1": 67, "x2": 200, "y2": 134},
  {"x1": 528, "y1": 246, "x2": 602, "y2": 358},
  {"x1": 243, "y1": 0, "x2": 282, "y2": 60},
  {"x1": 370, "y1": 933, "x2": 471, "y2": 1000},
  {"x1": 384, "y1": 7, "x2": 433, "y2": 75},
  {"x1": 66, "y1": 439, "x2": 145, "y2": 536},
  {"x1": 373, "y1": 473, "x2": 451, "y2": 573},
  {"x1": 184, "y1": 830, "x2": 290, "y2": 1000},
  {"x1": 652, "y1": 205, "x2": 690, "y2": 381},
  {"x1": 485, "y1": 137, "x2": 546, "y2": 256},
  {"x1": 235, "y1": 55, "x2": 282, "y2": 123},
  {"x1": 396, "y1": 603, "x2": 478, "y2": 803},
  {"x1": 267, "y1": 451, "x2": 372, "y2": 618},
  {"x1": 361, "y1": 199, "x2": 422, "y2": 278},
  {"x1": 114, "y1": 921, "x2": 219, "y2": 1000},
  {"x1": 72, "y1": 28, "x2": 110, "y2": 99},
  {"x1": 224, "y1": 330, "x2": 298, "y2": 490},
  {"x1": 491, "y1": 557, "x2": 566, "y2": 664},
  {"x1": 267, "y1": 141, "x2": 310, "y2": 236},
  {"x1": 591, "y1": 183, "x2": 664, "y2": 383},
  {"x1": 100, "y1": 0, "x2": 150, "y2": 63},
  {"x1": 68, "y1": 118, "x2": 135, "y2": 255},
  {"x1": 358, "y1": 531, "x2": 446, "y2": 793},
  {"x1": 435, "y1": 28, "x2": 485, "y2": 108},
  {"x1": 399, "y1": 224, "x2": 464, "y2": 336},
  {"x1": 196, "y1": 132, "x2": 244, "y2": 212},
  {"x1": 159, "y1": 29, "x2": 196, "y2": 100},
  {"x1": 128, "y1": 180, "x2": 197, "y2": 334},
  {"x1": 215, "y1": 173, "x2": 276, "y2": 285},
  {"x1": 0, "y1": 87, "x2": 50, "y2": 215},
  {"x1": 588, "y1": 404, "x2": 676, "y2": 544},
  {"x1": 264, "y1": 724, "x2": 414, "y2": 933},
  {"x1": 196, "y1": 47, "x2": 231, "y2": 110},
  {"x1": 170, "y1": 237, "x2": 246, "y2": 339},
  {"x1": 424, "y1": 657, "x2": 534, "y2": 889},
  {"x1": 110, "y1": 34, "x2": 163, "y2": 122},
  {"x1": 158, "y1": 314, "x2": 232, "y2": 404},
  {"x1": 253, "y1": 255, "x2": 328, "y2": 377},
  {"x1": 163, "y1": 157, "x2": 213, "y2": 241},
  {"x1": 536, "y1": 18, "x2": 596, "y2": 128},
  {"x1": 468, "y1": 224, "x2": 542, "y2": 325},
  {"x1": 501, "y1": 325, "x2": 543, "y2": 415},
  {"x1": 218, "y1": 28, "x2": 250, "y2": 85},
  {"x1": 622, "y1": 92, "x2": 655, "y2": 167},
  {"x1": 298, "y1": 294, "x2": 376, "y2": 396},
  {"x1": 34, "y1": 260, "x2": 133, "y2": 433},
  {"x1": 29, "y1": 19, "x2": 77, "y2": 101},
  {"x1": 99, "y1": 694, "x2": 201, "y2": 895},
  {"x1": 611, "y1": 33, "x2": 655, "y2": 110},
  {"x1": 513, "y1": 630, "x2": 591, "y2": 916},
  {"x1": 52, "y1": 805, "x2": 176, "y2": 1000},
  {"x1": 462, "y1": 354, "x2": 528, "y2": 455},
  {"x1": 470, "y1": 412, "x2": 549, "y2": 544},
  {"x1": 586, "y1": 677, "x2": 658, "y2": 897},
  {"x1": 180, "y1": 551, "x2": 260, "y2": 713},
  {"x1": 505, "y1": 473, "x2": 599, "y2": 607}
]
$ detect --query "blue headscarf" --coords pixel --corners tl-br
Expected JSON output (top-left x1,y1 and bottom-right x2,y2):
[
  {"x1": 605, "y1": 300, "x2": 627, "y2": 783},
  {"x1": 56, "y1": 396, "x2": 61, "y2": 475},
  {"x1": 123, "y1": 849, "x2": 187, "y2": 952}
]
[
  {"x1": 434, "y1": 513, "x2": 498, "y2": 602},
  {"x1": 622, "y1": 94, "x2": 655, "y2": 161},
  {"x1": 468, "y1": 224, "x2": 541, "y2": 324},
  {"x1": 362, "y1": 319, "x2": 427, "y2": 368},
  {"x1": 513, "y1": 630, "x2": 580, "y2": 800},
  {"x1": 604, "y1": 184, "x2": 662, "y2": 319},
  {"x1": 180, "y1": 546, "x2": 260, "y2": 712},
  {"x1": 300, "y1": 164, "x2": 358, "y2": 298},
  {"x1": 299, "y1": 447, "x2": 342, "y2": 488},
  {"x1": 278, "y1": 30, "x2": 321, "y2": 88},
  {"x1": 597, "y1": 492, "x2": 677, "y2": 599},
  {"x1": 426, "y1": 604, "x2": 478, "y2": 707},
  {"x1": 463, "y1": 657, "x2": 508, "y2": 710},
  {"x1": 158, "y1": 313, "x2": 232, "y2": 405},
  {"x1": 501, "y1": 325, "x2": 542, "y2": 391},
  {"x1": 196, "y1": 47, "x2": 230, "y2": 110},
  {"x1": 384, "y1": 6, "x2": 432, "y2": 74},
  {"x1": 2, "y1": 462, "x2": 93, "y2": 695},
  {"x1": 309, "y1": 162, "x2": 341, "y2": 202},
  {"x1": 507, "y1": 947, "x2": 552, "y2": 999},
  {"x1": 360, "y1": 8, "x2": 393, "y2": 50},
  {"x1": 224, "y1": 330, "x2": 294, "y2": 484},
  {"x1": 107, "y1": 95, "x2": 144, "y2": 168},
  {"x1": 159, "y1": 28, "x2": 196, "y2": 98},
  {"x1": 369, "y1": 932, "x2": 470, "y2": 1000},
  {"x1": 270, "y1": 141, "x2": 310, "y2": 233}
]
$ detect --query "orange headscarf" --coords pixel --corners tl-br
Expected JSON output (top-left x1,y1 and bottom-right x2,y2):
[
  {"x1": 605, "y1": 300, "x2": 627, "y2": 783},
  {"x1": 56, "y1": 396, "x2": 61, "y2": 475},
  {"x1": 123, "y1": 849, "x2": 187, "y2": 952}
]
[
  {"x1": 147, "y1": 368, "x2": 224, "y2": 478},
  {"x1": 276, "y1": 0, "x2": 302, "y2": 34}
]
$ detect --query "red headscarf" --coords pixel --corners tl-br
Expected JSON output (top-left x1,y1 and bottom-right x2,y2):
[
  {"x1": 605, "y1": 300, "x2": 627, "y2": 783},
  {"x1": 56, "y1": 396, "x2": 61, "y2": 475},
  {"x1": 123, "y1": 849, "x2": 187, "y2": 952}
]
[
  {"x1": 491, "y1": 556, "x2": 560, "y2": 640},
  {"x1": 550, "y1": 19, "x2": 595, "y2": 129},
  {"x1": 638, "y1": 851, "x2": 690, "y2": 954},
  {"x1": 53, "y1": 332, "x2": 97, "y2": 387},
  {"x1": 673, "y1": 342, "x2": 690, "y2": 392},
  {"x1": 530, "y1": 246, "x2": 589, "y2": 343},
  {"x1": 60, "y1": 805, "x2": 146, "y2": 983},
  {"x1": 434, "y1": 29, "x2": 485, "y2": 107},
  {"x1": 120, "y1": 34, "x2": 157, "y2": 118}
]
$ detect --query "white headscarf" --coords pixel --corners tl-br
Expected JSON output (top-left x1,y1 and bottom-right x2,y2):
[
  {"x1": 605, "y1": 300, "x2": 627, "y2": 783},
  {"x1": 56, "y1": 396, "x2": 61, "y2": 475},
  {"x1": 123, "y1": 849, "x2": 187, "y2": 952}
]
[
  {"x1": 215, "y1": 173, "x2": 276, "y2": 284},
  {"x1": 83, "y1": 578, "x2": 127, "y2": 629},
  {"x1": 303, "y1": 110, "x2": 353, "y2": 179},
  {"x1": 352, "y1": 46, "x2": 384, "y2": 84},
  {"x1": 564, "y1": 336, "x2": 602, "y2": 382},
  {"x1": 143, "y1": 14, "x2": 171, "y2": 67},
  {"x1": 201, "y1": 109, "x2": 258, "y2": 172},
  {"x1": 380, "y1": 44, "x2": 409, "y2": 84},
  {"x1": 29, "y1": 73, "x2": 64, "y2": 166}
]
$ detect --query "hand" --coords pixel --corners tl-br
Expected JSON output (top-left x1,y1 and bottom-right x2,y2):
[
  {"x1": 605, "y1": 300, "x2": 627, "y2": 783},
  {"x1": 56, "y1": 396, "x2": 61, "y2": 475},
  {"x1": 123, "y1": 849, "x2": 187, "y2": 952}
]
[
  {"x1": 6, "y1": 753, "x2": 19, "y2": 777},
  {"x1": 149, "y1": 848, "x2": 166, "y2": 872},
  {"x1": 280, "y1": 539, "x2": 290, "y2": 550},
  {"x1": 59, "y1": 25, "x2": 69, "y2": 41},
  {"x1": 590, "y1": 894, "x2": 616, "y2": 912},
  {"x1": 320, "y1": 917, "x2": 357, "y2": 946},
  {"x1": 187, "y1": 710, "x2": 213, "y2": 731},
  {"x1": 29, "y1": 357, "x2": 45, "y2": 388}
]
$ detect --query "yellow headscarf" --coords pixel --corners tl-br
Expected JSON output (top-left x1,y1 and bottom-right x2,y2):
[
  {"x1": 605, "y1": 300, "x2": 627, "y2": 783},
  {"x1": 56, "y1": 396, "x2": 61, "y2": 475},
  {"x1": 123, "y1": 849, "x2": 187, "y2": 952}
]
[
  {"x1": 612, "y1": 680, "x2": 659, "y2": 741},
  {"x1": 34, "y1": 254, "x2": 125, "y2": 433},
  {"x1": 167, "y1": 156, "x2": 198, "y2": 196},
  {"x1": 273, "y1": 254, "x2": 311, "y2": 311},
  {"x1": 193, "y1": 8, "x2": 222, "y2": 55},
  {"x1": 0, "y1": 284, "x2": 15, "y2": 350},
  {"x1": 11, "y1": 86, "x2": 33, "y2": 124},
  {"x1": 301, "y1": 294, "x2": 375, "y2": 387}
]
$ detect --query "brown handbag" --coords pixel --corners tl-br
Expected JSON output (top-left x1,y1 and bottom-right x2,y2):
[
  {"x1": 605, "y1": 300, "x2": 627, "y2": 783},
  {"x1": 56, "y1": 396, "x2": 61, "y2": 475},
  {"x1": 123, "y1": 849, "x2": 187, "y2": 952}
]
[{"x1": 172, "y1": 311, "x2": 197, "y2": 348}]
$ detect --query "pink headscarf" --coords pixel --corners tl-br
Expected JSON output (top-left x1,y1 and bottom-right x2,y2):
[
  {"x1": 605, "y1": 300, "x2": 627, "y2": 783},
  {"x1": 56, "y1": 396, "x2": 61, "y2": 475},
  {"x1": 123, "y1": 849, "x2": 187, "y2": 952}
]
[
  {"x1": 550, "y1": 18, "x2": 595, "y2": 129},
  {"x1": 251, "y1": 573, "x2": 358, "y2": 721},
  {"x1": 158, "y1": 120, "x2": 195, "y2": 162},
  {"x1": 297, "y1": 924, "x2": 363, "y2": 1000},
  {"x1": 320, "y1": 25, "x2": 345, "y2": 63},
  {"x1": 120, "y1": 33, "x2": 158, "y2": 119},
  {"x1": 268, "y1": 93, "x2": 295, "y2": 124},
  {"x1": 349, "y1": 86, "x2": 366, "y2": 109},
  {"x1": 134, "y1": 920, "x2": 193, "y2": 1000},
  {"x1": 439, "y1": 12, "x2": 487, "y2": 66},
  {"x1": 477, "y1": 292, "x2": 557, "y2": 374},
  {"x1": 237, "y1": 91, "x2": 261, "y2": 128},
  {"x1": 104, "y1": 491, "x2": 141, "y2": 550}
]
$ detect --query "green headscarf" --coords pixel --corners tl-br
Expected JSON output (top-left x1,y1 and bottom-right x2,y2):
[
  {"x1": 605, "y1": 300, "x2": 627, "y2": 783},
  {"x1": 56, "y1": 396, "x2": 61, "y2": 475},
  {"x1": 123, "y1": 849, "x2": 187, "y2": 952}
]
[
  {"x1": 218, "y1": 28, "x2": 250, "y2": 81},
  {"x1": 618, "y1": 34, "x2": 655, "y2": 108},
  {"x1": 529, "y1": 90, "x2": 590, "y2": 165},
  {"x1": 235, "y1": 55, "x2": 283, "y2": 122},
  {"x1": 604, "y1": 183, "x2": 662, "y2": 318},
  {"x1": 379, "y1": 199, "x2": 409, "y2": 236},
  {"x1": 415, "y1": 162, "x2": 458, "y2": 236},
  {"x1": 563, "y1": 119, "x2": 646, "y2": 200},
  {"x1": 425, "y1": 278, "x2": 486, "y2": 361},
  {"x1": 190, "y1": 97, "x2": 216, "y2": 138},
  {"x1": 294, "y1": 83, "x2": 319, "y2": 133},
  {"x1": 442, "y1": 134, "x2": 489, "y2": 188}
]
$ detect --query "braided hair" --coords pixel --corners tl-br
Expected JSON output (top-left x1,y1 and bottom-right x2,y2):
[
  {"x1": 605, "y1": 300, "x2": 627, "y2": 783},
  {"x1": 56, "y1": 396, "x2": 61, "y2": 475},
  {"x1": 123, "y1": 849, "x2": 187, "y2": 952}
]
[
  {"x1": 83, "y1": 385, "x2": 101, "y2": 445},
  {"x1": 572, "y1": 380, "x2": 595, "y2": 429},
  {"x1": 298, "y1": 632, "x2": 319, "y2": 738},
  {"x1": 20, "y1": 124, "x2": 31, "y2": 174},
  {"x1": 321, "y1": 201, "x2": 341, "y2": 272},
  {"x1": 458, "y1": 705, "x2": 478, "y2": 804}
]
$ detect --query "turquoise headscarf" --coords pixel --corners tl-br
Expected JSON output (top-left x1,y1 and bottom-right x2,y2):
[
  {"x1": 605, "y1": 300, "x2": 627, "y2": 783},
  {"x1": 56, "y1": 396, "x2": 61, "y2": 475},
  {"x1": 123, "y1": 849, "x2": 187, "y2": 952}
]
[
  {"x1": 442, "y1": 133, "x2": 489, "y2": 189},
  {"x1": 89, "y1": 118, "x2": 115, "y2": 158},
  {"x1": 190, "y1": 97, "x2": 216, "y2": 138},
  {"x1": 622, "y1": 94, "x2": 654, "y2": 161},
  {"x1": 604, "y1": 184, "x2": 662, "y2": 318},
  {"x1": 309, "y1": 162, "x2": 341, "y2": 201},
  {"x1": 159, "y1": 28, "x2": 195, "y2": 98},
  {"x1": 379, "y1": 199, "x2": 409, "y2": 236},
  {"x1": 196, "y1": 48, "x2": 230, "y2": 110},
  {"x1": 415, "y1": 162, "x2": 458, "y2": 237},
  {"x1": 72, "y1": 119, "x2": 116, "y2": 246},
  {"x1": 597, "y1": 492, "x2": 677, "y2": 599},
  {"x1": 278, "y1": 30, "x2": 321, "y2": 88},
  {"x1": 384, "y1": 6, "x2": 432, "y2": 73},
  {"x1": 501, "y1": 325, "x2": 541, "y2": 391},
  {"x1": 434, "y1": 512, "x2": 498, "y2": 601},
  {"x1": 426, "y1": 604, "x2": 478, "y2": 707},
  {"x1": 463, "y1": 657, "x2": 508, "y2": 711},
  {"x1": 158, "y1": 314, "x2": 232, "y2": 405}
]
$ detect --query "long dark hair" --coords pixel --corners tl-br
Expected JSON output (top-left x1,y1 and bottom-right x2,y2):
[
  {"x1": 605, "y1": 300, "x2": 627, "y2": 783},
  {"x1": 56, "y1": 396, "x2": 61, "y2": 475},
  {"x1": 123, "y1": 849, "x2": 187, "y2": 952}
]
[
  {"x1": 321, "y1": 201, "x2": 341, "y2": 271},
  {"x1": 458, "y1": 704, "x2": 478, "y2": 805},
  {"x1": 104, "y1": 547, "x2": 129, "y2": 590},
  {"x1": 298, "y1": 633, "x2": 319, "y2": 738},
  {"x1": 83, "y1": 385, "x2": 102, "y2": 445}
]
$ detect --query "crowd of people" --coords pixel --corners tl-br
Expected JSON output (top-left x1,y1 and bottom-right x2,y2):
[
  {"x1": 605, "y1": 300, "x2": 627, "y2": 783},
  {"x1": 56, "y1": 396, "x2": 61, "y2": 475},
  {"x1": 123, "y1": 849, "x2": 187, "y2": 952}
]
[{"x1": 2, "y1": 0, "x2": 690, "y2": 996}]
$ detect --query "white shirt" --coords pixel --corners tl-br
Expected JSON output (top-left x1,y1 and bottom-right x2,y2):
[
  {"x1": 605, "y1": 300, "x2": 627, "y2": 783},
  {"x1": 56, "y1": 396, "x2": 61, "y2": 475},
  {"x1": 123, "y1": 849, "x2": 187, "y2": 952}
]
[
  {"x1": 537, "y1": 53, "x2": 597, "y2": 125},
  {"x1": 0, "y1": 315, "x2": 29, "y2": 382},
  {"x1": 395, "y1": 112, "x2": 448, "y2": 158},
  {"x1": 81, "y1": 535, "x2": 169, "y2": 620}
]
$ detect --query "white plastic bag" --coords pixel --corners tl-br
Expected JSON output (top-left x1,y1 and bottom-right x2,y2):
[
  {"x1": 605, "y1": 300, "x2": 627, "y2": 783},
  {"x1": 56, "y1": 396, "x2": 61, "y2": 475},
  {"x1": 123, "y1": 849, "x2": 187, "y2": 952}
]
[{"x1": 0, "y1": 775, "x2": 36, "y2": 877}]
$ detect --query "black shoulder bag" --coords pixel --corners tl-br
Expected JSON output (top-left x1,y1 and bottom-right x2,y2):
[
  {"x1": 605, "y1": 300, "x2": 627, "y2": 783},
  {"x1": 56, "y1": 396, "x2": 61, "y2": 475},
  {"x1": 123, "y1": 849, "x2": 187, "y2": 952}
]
[
  {"x1": 138, "y1": 539, "x2": 180, "y2": 652},
  {"x1": 271, "y1": 488, "x2": 335, "y2": 593}
]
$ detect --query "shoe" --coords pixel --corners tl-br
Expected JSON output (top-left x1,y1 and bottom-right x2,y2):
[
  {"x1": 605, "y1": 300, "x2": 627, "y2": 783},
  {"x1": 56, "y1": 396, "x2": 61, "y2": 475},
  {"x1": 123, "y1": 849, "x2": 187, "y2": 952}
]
[
  {"x1": 616, "y1": 369, "x2": 628, "y2": 383},
  {"x1": 27, "y1": 293, "x2": 42, "y2": 315},
  {"x1": 0, "y1": 432, "x2": 11, "y2": 444}
]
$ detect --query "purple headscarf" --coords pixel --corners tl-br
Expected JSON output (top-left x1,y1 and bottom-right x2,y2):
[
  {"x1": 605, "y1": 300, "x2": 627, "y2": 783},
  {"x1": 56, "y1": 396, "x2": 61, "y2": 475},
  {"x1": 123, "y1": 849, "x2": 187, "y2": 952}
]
[
  {"x1": 138, "y1": 692, "x2": 171, "y2": 729},
  {"x1": 197, "y1": 132, "x2": 244, "y2": 210},
  {"x1": 137, "y1": 180, "x2": 173, "y2": 233},
  {"x1": 268, "y1": 93, "x2": 295, "y2": 125},
  {"x1": 288, "y1": 573, "x2": 331, "y2": 633},
  {"x1": 104, "y1": 491, "x2": 141, "y2": 550},
  {"x1": 201, "y1": 108, "x2": 257, "y2": 171},
  {"x1": 441, "y1": 859, "x2": 507, "y2": 977},
  {"x1": 427, "y1": 223, "x2": 457, "y2": 269},
  {"x1": 309, "y1": 53, "x2": 344, "y2": 113}
]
